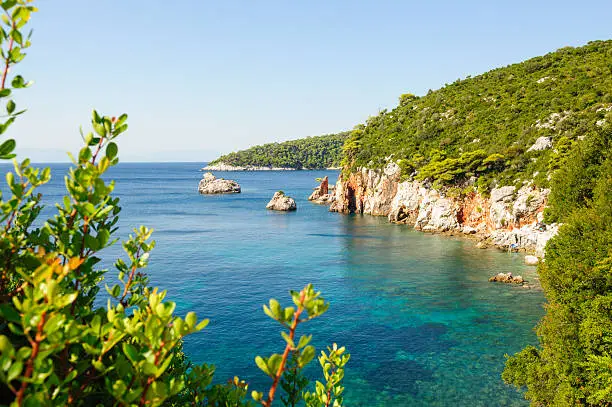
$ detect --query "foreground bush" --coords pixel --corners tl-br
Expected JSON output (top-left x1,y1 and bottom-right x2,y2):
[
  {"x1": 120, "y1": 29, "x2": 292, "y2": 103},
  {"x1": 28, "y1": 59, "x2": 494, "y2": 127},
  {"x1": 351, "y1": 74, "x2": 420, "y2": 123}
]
[
  {"x1": 503, "y1": 125, "x2": 612, "y2": 406},
  {"x1": 0, "y1": 3, "x2": 348, "y2": 406}
]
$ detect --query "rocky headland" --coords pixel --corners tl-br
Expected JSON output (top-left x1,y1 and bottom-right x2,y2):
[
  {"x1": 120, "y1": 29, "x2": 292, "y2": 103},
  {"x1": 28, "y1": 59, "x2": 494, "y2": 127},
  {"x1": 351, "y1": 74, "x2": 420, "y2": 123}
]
[
  {"x1": 330, "y1": 163, "x2": 559, "y2": 258},
  {"x1": 198, "y1": 172, "x2": 241, "y2": 194}
]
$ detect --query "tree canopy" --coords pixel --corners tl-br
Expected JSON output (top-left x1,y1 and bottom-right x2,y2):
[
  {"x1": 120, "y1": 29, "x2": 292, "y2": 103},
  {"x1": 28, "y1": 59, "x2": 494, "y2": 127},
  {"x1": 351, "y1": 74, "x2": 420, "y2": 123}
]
[
  {"x1": 342, "y1": 40, "x2": 612, "y2": 193},
  {"x1": 208, "y1": 133, "x2": 347, "y2": 169}
]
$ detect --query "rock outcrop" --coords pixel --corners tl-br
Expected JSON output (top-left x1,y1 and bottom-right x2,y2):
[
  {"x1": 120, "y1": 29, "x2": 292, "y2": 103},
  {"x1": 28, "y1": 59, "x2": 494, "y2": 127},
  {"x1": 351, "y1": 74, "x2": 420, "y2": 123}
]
[
  {"x1": 308, "y1": 176, "x2": 336, "y2": 205},
  {"x1": 266, "y1": 191, "x2": 297, "y2": 211},
  {"x1": 527, "y1": 136, "x2": 553, "y2": 152},
  {"x1": 489, "y1": 272, "x2": 526, "y2": 284},
  {"x1": 330, "y1": 164, "x2": 559, "y2": 257},
  {"x1": 198, "y1": 172, "x2": 241, "y2": 194}
]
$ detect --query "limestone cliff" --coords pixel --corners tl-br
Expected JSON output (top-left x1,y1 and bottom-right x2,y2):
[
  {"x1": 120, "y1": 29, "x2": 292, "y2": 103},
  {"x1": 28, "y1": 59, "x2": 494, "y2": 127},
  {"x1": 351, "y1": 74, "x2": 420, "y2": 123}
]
[{"x1": 330, "y1": 163, "x2": 558, "y2": 257}]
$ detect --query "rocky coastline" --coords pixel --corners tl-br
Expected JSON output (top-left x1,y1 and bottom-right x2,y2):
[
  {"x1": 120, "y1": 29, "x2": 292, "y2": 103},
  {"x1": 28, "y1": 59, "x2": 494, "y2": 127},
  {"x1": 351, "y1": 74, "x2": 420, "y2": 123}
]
[{"x1": 329, "y1": 163, "x2": 559, "y2": 258}]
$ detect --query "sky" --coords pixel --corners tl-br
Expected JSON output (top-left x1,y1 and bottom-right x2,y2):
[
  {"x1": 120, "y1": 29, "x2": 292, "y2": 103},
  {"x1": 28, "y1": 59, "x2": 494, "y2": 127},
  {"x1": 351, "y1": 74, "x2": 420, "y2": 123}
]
[{"x1": 9, "y1": 1, "x2": 612, "y2": 162}]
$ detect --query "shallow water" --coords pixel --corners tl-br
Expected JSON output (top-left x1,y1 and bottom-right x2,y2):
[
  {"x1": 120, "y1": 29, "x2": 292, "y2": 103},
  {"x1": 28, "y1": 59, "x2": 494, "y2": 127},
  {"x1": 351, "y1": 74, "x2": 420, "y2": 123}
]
[{"x1": 5, "y1": 162, "x2": 544, "y2": 406}]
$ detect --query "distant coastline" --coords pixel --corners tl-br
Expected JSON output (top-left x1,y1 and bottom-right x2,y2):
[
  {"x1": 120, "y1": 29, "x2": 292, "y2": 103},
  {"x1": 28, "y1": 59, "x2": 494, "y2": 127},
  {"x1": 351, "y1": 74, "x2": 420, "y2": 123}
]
[{"x1": 201, "y1": 162, "x2": 340, "y2": 171}]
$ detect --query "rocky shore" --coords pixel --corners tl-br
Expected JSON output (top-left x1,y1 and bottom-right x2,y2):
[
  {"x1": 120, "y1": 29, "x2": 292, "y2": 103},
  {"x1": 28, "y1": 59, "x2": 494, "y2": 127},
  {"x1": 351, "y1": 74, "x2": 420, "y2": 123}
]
[{"x1": 330, "y1": 163, "x2": 559, "y2": 258}]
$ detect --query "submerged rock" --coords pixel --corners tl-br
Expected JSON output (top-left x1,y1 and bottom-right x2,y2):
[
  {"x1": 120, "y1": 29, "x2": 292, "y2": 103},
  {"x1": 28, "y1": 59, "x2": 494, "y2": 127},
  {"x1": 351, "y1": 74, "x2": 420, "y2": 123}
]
[
  {"x1": 198, "y1": 172, "x2": 241, "y2": 194},
  {"x1": 489, "y1": 272, "x2": 525, "y2": 284},
  {"x1": 266, "y1": 191, "x2": 297, "y2": 211}
]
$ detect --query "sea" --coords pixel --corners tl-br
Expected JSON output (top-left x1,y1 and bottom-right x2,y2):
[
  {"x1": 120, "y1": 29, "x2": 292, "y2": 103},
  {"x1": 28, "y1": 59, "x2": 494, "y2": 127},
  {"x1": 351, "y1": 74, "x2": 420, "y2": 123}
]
[{"x1": 3, "y1": 162, "x2": 545, "y2": 406}]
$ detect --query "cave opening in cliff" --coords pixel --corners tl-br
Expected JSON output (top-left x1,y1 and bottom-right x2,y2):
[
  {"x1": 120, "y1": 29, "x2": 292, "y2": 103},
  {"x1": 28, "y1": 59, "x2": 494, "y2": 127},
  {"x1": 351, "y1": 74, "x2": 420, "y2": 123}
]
[{"x1": 347, "y1": 186, "x2": 357, "y2": 213}]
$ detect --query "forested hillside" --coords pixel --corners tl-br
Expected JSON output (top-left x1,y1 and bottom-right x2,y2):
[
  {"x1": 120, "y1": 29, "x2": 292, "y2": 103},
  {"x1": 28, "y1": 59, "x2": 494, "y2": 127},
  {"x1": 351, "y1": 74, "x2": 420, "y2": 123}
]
[
  {"x1": 339, "y1": 39, "x2": 612, "y2": 406},
  {"x1": 343, "y1": 40, "x2": 612, "y2": 193},
  {"x1": 208, "y1": 133, "x2": 347, "y2": 169}
]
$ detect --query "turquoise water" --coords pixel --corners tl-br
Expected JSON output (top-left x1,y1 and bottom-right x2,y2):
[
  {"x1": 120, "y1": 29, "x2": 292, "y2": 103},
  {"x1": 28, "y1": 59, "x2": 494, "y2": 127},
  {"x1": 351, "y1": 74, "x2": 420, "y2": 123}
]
[{"x1": 8, "y1": 163, "x2": 544, "y2": 406}]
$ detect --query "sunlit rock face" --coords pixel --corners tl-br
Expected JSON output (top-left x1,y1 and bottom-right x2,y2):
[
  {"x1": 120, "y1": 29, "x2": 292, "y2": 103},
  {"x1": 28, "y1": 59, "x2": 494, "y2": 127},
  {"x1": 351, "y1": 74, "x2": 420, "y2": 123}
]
[{"x1": 331, "y1": 167, "x2": 558, "y2": 257}]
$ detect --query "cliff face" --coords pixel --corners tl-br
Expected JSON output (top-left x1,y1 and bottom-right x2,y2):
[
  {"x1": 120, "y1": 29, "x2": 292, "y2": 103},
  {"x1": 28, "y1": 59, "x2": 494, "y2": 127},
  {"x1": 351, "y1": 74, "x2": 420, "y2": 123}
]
[{"x1": 330, "y1": 163, "x2": 558, "y2": 257}]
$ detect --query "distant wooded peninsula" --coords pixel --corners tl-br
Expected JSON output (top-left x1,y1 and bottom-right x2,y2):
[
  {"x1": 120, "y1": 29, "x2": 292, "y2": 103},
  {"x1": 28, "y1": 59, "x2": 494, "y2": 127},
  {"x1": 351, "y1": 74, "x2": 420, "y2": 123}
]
[{"x1": 206, "y1": 133, "x2": 347, "y2": 169}]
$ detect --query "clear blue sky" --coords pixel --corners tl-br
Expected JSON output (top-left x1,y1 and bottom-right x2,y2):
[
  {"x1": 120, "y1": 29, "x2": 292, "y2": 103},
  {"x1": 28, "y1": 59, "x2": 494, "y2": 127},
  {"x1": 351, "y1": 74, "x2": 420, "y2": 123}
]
[{"x1": 11, "y1": 0, "x2": 612, "y2": 162}]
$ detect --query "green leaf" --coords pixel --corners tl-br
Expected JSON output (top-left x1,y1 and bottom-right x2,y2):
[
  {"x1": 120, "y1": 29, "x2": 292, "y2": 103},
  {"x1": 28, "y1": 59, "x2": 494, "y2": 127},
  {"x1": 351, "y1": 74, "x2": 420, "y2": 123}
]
[
  {"x1": 0, "y1": 335, "x2": 15, "y2": 356},
  {"x1": 6, "y1": 99, "x2": 15, "y2": 114},
  {"x1": 10, "y1": 29, "x2": 22, "y2": 45},
  {"x1": 298, "y1": 345, "x2": 315, "y2": 367},
  {"x1": 0, "y1": 303, "x2": 20, "y2": 323},
  {"x1": 93, "y1": 122, "x2": 106, "y2": 137},
  {"x1": 78, "y1": 147, "x2": 92, "y2": 162},
  {"x1": 297, "y1": 334, "x2": 312, "y2": 349},
  {"x1": 268, "y1": 354, "x2": 282, "y2": 376},
  {"x1": 195, "y1": 318, "x2": 209, "y2": 331},
  {"x1": 106, "y1": 142, "x2": 118, "y2": 160},
  {"x1": 122, "y1": 343, "x2": 140, "y2": 365},
  {"x1": 185, "y1": 312, "x2": 197, "y2": 329},
  {"x1": 0, "y1": 138, "x2": 16, "y2": 156},
  {"x1": 281, "y1": 331, "x2": 294, "y2": 348},
  {"x1": 155, "y1": 301, "x2": 176, "y2": 319},
  {"x1": 7, "y1": 360, "x2": 23, "y2": 382},
  {"x1": 255, "y1": 356, "x2": 270, "y2": 376},
  {"x1": 0, "y1": 88, "x2": 11, "y2": 98}
]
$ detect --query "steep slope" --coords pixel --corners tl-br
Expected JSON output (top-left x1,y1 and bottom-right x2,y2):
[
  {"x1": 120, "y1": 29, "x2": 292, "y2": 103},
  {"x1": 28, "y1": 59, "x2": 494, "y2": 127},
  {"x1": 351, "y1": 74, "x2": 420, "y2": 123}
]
[{"x1": 332, "y1": 40, "x2": 612, "y2": 256}]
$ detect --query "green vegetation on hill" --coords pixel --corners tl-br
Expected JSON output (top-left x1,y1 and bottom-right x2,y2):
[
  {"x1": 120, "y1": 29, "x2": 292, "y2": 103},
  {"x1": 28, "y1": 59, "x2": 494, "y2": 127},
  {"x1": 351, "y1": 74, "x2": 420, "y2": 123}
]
[
  {"x1": 342, "y1": 40, "x2": 612, "y2": 193},
  {"x1": 338, "y1": 39, "x2": 612, "y2": 406},
  {"x1": 209, "y1": 133, "x2": 347, "y2": 169},
  {"x1": 503, "y1": 125, "x2": 612, "y2": 406}
]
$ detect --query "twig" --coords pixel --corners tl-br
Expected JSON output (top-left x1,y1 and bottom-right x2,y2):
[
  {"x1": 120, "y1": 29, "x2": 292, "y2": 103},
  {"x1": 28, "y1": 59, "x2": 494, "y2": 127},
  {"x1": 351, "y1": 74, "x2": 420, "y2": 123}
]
[{"x1": 262, "y1": 290, "x2": 305, "y2": 407}]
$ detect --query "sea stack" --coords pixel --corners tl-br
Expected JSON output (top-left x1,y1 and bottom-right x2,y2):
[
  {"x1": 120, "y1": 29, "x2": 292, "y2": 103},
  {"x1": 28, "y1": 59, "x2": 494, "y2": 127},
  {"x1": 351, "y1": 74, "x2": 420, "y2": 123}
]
[
  {"x1": 198, "y1": 172, "x2": 241, "y2": 194},
  {"x1": 308, "y1": 176, "x2": 336, "y2": 205},
  {"x1": 266, "y1": 191, "x2": 297, "y2": 211}
]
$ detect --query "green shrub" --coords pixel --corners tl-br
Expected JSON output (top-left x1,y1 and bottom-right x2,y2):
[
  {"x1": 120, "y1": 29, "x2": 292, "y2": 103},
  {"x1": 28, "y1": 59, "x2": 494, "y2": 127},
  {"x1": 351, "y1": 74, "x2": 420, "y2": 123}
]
[
  {"x1": 0, "y1": 4, "x2": 348, "y2": 406},
  {"x1": 503, "y1": 126, "x2": 612, "y2": 406}
]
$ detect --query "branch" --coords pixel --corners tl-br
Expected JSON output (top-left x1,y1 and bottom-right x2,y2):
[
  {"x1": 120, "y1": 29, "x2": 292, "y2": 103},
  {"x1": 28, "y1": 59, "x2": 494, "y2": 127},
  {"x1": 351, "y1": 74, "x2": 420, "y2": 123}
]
[
  {"x1": 262, "y1": 290, "x2": 305, "y2": 407},
  {"x1": 0, "y1": 20, "x2": 15, "y2": 90},
  {"x1": 14, "y1": 310, "x2": 46, "y2": 405}
]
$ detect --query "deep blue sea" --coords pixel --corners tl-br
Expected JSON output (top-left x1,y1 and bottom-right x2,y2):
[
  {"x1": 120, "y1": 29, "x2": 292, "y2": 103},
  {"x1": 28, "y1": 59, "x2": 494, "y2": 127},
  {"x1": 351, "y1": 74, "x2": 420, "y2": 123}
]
[{"x1": 4, "y1": 162, "x2": 545, "y2": 406}]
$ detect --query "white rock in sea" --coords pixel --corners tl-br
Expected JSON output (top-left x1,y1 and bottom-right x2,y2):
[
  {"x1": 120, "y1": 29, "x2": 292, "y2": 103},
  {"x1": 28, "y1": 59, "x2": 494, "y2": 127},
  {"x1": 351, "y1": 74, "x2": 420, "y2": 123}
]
[
  {"x1": 198, "y1": 172, "x2": 241, "y2": 194},
  {"x1": 266, "y1": 191, "x2": 297, "y2": 211},
  {"x1": 524, "y1": 255, "x2": 539, "y2": 266}
]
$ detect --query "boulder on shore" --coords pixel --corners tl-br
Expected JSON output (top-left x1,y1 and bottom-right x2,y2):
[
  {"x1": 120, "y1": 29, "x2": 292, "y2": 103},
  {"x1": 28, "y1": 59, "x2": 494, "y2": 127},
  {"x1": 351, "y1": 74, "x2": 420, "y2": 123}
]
[
  {"x1": 266, "y1": 191, "x2": 297, "y2": 211},
  {"x1": 489, "y1": 272, "x2": 525, "y2": 284},
  {"x1": 524, "y1": 255, "x2": 539, "y2": 266},
  {"x1": 198, "y1": 172, "x2": 241, "y2": 194}
]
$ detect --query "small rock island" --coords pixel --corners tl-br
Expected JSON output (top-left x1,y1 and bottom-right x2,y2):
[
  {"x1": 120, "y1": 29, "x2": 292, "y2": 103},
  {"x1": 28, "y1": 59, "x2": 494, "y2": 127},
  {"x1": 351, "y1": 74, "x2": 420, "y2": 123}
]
[
  {"x1": 266, "y1": 191, "x2": 297, "y2": 211},
  {"x1": 198, "y1": 172, "x2": 241, "y2": 194},
  {"x1": 308, "y1": 176, "x2": 336, "y2": 205}
]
